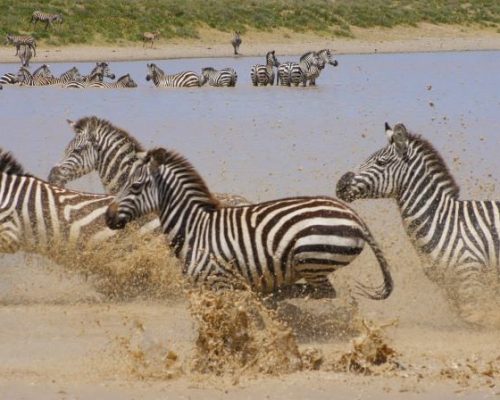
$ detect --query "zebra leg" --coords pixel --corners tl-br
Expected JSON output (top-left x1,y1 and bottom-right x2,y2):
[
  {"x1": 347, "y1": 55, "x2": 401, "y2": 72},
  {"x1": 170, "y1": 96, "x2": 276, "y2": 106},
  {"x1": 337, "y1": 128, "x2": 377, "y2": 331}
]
[{"x1": 451, "y1": 263, "x2": 494, "y2": 325}]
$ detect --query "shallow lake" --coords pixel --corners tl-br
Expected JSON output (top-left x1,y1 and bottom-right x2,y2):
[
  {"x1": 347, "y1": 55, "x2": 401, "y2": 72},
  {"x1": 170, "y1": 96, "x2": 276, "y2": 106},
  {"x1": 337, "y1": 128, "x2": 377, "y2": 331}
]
[{"x1": 1, "y1": 51, "x2": 499, "y2": 201}]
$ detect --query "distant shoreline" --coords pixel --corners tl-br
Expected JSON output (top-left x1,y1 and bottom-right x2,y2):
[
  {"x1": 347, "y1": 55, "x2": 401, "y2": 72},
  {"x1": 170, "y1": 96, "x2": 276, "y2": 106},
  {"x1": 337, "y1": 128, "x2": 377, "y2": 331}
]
[{"x1": 1, "y1": 25, "x2": 499, "y2": 64}]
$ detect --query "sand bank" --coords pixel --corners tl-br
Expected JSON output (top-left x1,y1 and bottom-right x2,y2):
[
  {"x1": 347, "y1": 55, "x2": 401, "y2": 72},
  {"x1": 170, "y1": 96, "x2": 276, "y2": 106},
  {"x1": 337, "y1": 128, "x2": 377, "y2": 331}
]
[{"x1": 0, "y1": 24, "x2": 499, "y2": 64}]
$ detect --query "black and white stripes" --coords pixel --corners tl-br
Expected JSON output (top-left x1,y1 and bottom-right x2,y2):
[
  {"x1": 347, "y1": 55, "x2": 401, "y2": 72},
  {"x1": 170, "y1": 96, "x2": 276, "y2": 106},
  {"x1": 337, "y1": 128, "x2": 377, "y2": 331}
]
[
  {"x1": 146, "y1": 63, "x2": 201, "y2": 88},
  {"x1": 200, "y1": 67, "x2": 237, "y2": 87},
  {"x1": 336, "y1": 123, "x2": 500, "y2": 322},
  {"x1": 106, "y1": 147, "x2": 393, "y2": 299},
  {"x1": 31, "y1": 11, "x2": 63, "y2": 29}
]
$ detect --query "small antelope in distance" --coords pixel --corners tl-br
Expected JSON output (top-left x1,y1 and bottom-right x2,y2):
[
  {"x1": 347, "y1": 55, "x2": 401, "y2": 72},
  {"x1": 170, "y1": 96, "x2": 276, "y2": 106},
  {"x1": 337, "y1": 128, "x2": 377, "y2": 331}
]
[
  {"x1": 231, "y1": 31, "x2": 242, "y2": 55},
  {"x1": 143, "y1": 31, "x2": 160, "y2": 48}
]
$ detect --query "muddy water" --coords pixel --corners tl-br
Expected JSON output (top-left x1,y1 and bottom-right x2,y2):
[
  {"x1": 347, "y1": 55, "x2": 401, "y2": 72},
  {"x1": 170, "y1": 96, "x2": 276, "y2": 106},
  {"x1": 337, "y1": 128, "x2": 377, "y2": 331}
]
[{"x1": 0, "y1": 51, "x2": 499, "y2": 399}]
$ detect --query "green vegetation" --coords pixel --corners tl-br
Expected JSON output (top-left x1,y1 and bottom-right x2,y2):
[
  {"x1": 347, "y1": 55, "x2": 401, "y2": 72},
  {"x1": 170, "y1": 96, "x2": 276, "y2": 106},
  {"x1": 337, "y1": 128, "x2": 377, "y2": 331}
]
[{"x1": 1, "y1": 0, "x2": 499, "y2": 45}]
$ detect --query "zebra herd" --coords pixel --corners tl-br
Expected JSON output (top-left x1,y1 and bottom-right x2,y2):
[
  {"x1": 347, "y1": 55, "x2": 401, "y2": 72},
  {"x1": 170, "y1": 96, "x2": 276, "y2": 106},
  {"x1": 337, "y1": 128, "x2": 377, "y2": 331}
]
[
  {"x1": 2, "y1": 46, "x2": 337, "y2": 88},
  {"x1": 1, "y1": 115, "x2": 498, "y2": 325}
]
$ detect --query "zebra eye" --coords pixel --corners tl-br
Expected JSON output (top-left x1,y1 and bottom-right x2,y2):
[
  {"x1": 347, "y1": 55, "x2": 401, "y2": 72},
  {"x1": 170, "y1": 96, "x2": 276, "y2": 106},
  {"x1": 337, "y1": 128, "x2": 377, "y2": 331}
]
[
  {"x1": 130, "y1": 182, "x2": 142, "y2": 191},
  {"x1": 375, "y1": 158, "x2": 389, "y2": 166}
]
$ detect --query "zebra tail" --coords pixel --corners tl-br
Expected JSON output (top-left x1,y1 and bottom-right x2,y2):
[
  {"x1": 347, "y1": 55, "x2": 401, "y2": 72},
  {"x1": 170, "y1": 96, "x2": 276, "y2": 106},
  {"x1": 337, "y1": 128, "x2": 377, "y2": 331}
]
[{"x1": 357, "y1": 222, "x2": 394, "y2": 300}]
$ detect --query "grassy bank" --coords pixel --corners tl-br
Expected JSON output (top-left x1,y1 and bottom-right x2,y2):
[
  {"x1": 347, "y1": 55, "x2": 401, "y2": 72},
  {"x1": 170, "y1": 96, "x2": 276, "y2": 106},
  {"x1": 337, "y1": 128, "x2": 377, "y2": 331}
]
[{"x1": 1, "y1": 0, "x2": 499, "y2": 45}]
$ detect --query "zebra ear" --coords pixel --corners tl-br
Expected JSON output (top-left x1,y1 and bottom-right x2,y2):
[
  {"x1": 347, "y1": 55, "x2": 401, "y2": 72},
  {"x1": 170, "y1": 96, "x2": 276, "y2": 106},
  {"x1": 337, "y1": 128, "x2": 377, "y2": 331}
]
[
  {"x1": 66, "y1": 119, "x2": 76, "y2": 129},
  {"x1": 392, "y1": 123, "x2": 409, "y2": 156},
  {"x1": 136, "y1": 151, "x2": 148, "y2": 160}
]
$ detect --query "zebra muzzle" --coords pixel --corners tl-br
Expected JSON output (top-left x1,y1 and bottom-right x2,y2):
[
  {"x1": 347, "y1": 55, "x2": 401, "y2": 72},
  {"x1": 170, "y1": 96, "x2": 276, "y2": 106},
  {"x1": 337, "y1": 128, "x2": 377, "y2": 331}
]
[
  {"x1": 105, "y1": 202, "x2": 128, "y2": 230},
  {"x1": 336, "y1": 172, "x2": 356, "y2": 202}
]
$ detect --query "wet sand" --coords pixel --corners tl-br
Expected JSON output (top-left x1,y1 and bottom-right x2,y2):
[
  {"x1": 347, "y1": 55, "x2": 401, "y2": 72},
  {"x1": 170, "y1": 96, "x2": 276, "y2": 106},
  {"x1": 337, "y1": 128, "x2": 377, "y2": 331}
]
[
  {"x1": 0, "y1": 203, "x2": 498, "y2": 399},
  {"x1": 0, "y1": 24, "x2": 500, "y2": 63}
]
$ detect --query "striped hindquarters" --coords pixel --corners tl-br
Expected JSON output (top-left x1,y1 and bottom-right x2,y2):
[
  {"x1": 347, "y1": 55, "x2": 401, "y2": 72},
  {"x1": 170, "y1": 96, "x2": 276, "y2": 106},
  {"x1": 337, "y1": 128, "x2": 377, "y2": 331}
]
[{"x1": 157, "y1": 71, "x2": 200, "y2": 87}]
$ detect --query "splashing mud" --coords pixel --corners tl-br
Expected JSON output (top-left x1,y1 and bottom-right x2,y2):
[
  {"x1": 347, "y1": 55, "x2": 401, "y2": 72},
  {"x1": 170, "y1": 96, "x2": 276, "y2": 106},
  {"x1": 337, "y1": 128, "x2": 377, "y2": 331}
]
[
  {"x1": 57, "y1": 227, "x2": 185, "y2": 301},
  {"x1": 188, "y1": 288, "x2": 305, "y2": 378}
]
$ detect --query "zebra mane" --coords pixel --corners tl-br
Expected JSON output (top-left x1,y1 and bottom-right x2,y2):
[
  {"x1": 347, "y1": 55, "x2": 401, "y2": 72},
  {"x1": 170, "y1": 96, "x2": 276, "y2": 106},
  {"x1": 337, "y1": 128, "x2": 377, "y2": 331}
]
[
  {"x1": 0, "y1": 149, "x2": 29, "y2": 176},
  {"x1": 73, "y1": 116, "x2": 145, "y2": 152},
  {"x1": 146, "y1": 147, "x2": 220, "y2": 209},
  {"x1": 409, "y1": 133, "x2": 460, "y2": 198}
]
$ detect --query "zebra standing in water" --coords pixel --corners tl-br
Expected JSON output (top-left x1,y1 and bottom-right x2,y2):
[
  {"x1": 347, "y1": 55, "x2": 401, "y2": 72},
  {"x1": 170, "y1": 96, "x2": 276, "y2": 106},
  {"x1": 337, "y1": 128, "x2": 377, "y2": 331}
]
[
  {"x1": 200, "y1": 67, "x2": 237, "y2": 87},
  {"x1": 81, "y1": 62, "x2": 115, "y2": 82},
  {"x1": 106, "y1": 147, "x2": 394, "y2": 299},
  {"x1": 250, "y1": 50, "x2": 279, "y2": 86},
  {"x1": 277, "y1": 51, "x2": 324, "y2": 87},
  {"x1": 82, "y1": 74, "x2": 137, "y2": 89},
  {"x1": 17, "y1": 66, "x2": 81, "y2": 86},
  {"x1": 0, "y1": 64, "x2": 52, "y2": 85},
  {"x1": 146, "y1": 63, "x2": 201, "y2": 88},
  {"x1": 6, "y1": 34, "x2": 37, "y2": 56},
  {"x1": 0, "y1": 147, "x2": 119, "y2": 256},
  {"x1": 48, "y1": 116, "x2": 251, "y2": 207},
  {"x1": 231, "y1": 31, "x2": 242, "y2": 55},
  {"x1": 18, "y1": 44, "x2": 33, "y2": 67},
  {"x1": 336, "y1": 123, "x2": 500, "y2": 324},
  {"x1": 31, "y1": 11, "x2": 63, "y2": 29}
]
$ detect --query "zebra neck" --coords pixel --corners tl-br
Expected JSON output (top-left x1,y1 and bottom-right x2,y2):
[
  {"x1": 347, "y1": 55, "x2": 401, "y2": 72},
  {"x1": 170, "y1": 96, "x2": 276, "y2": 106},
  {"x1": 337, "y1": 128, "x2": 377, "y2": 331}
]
[
  {"x1": 96, "y1": 142, "x2": 141, "y2": 195},
  {"x1": 396, "y1": 167, "x2": 458, "y2": 252},
  {"x1": 158, "y1": 200, "x2": 211, "y2": 259}
]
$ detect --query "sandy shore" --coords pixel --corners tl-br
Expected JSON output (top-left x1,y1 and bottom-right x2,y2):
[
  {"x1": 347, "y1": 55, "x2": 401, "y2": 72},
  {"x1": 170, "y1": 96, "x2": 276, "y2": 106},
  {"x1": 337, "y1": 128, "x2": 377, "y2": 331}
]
[{"x1": 0, "y1": 24, "x2": 499, "y2": 63}]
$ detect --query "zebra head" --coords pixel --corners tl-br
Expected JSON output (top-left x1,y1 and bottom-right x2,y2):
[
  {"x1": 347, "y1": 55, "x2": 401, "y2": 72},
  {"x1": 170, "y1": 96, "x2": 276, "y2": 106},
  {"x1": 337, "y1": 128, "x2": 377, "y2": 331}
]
[
  {"x1": 5, "y1": 34, "x2": 14, "y2": 45},
  {"x1": 16, "y1": 66, "x2": 32, "y2": 83},
  {"x1": 48, "y1": 119, "x2": 100, "y2": 187},
  {"x1": 33, "y1": 64, "x2": 53, "y2": 78},
  {"x1": 146, "y1": 63, "x2": 164, "y2": 81},
  {"x1": 106, "y1": 149, "x2": 162, "y2": 230},
  {"x1": 54, "y1": 14, "x2": 64, "y2": 24},
  {"x1": 317, "y1": 49, "x2": 338, "y2": 68},
  {"x1": 266, "y1": 50, "x2": 279, "y2": 67},
  {"x1": 336, "y1": 123, "x2": 412, "y2": 202},
  {"x1": 91, "y1": 62, "x2": 115, "y2": 80},
  {"x1": 117, "y1": 73, "x2": 137, "y2": 87}
]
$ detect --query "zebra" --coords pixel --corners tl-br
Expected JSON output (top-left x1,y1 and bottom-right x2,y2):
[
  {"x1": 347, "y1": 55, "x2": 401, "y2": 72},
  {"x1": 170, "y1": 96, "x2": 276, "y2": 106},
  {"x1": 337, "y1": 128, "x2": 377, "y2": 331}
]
[
  {"x1": 5, "y1": 34, "x2": 37, "y2": 56},
  {"x1": 250, "y1": 50, "x2": 279, "y2": 86},
  {"x1": 276, "y1": 52, "x2": 322, "y2": 87},
  {"x1": 146, "y1": 63, "x2": 201, "y2": 88},
  {"x1": 105, "y1": 147, "x2": 393, "y2": 299},
  {"x1": 0, "y1": 64, "x2": 52, "y2": 85},
  {"x1": 200, "y1": 67, "x2": 237, "y2": 87},
  {"x1": 85, "y1": 74, "x2": 137, "y2": 88},
  {"x1": 231, "y1": 31, "x2": 242, "y2": 55},
  {"x1": 18, "y1": 44, "x2": 33, "y2": 67},
  {"x1": 64, "y1": 63, "x2": 115, "y2": 88},
  {"x1": 80, "y1": 62, "x2": 115, "y2": 82},
  {"x1": 143, "y1": 31, "x2": 160, "y2": 48},
  {"x1": 48, "y1": 116, "x2": 252, "y2": 207},
  {"x1": 336, "y1": 123, "x2": 500, "y2": 324},
  {"x1": 17, "y1": 66, "x2": 80, "y2": 86},
  {"x1": 0, "y1": 146, "x2": 119, "y2": 256},
  {"x1": 31, "y1": 11, "x2": 63, "y2": 29}
]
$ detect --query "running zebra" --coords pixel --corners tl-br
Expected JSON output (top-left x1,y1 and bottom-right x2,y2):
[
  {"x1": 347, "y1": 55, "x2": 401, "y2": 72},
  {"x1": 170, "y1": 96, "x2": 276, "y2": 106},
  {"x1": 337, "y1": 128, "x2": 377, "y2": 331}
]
[
  {"x1": 143, "y1": 31, "x2": 160, "y2": 48},
  {"x1": 48, "y1": 116, "x2": 252, "y2": 207},
  {"x1": 336, "y1": 123, "x2": 500, "y2": 324},
  {"x1": 84, "y1": 73, "x2": 137, "y2": 88},
  {"x1": 17, "y1": 66, "x2": 80, "y2": 86},
  {"x1": 0, "y1": 147, "x2": 119, "y2": 256},
  {"x1": 231, "y1": 31, "x2": 242, "y2": 55},
  {"x1": 18, "y1": 44, "x2": 33, "y2": 67},
  {"x1": 105, "y1": 147, "x2": 393, "y2": 299},
  {"x1": 200, "y1": 67, "x2": 237, "y2": 87},
  {"x1": 5, "y1": 34, "x2": 37, "y2": 56},
  {"x1": 250, "y1": 50, "x2": 279, "y2": 86},
  {"x1": 146, "y1": 63, "x2": 201, "y2": 88},
  {"x1": 31, "y1": 11, "x2": 63, "y2": 29},
  {"x1": 0, "y1": 64, "x2": 52, "y2": 85}
]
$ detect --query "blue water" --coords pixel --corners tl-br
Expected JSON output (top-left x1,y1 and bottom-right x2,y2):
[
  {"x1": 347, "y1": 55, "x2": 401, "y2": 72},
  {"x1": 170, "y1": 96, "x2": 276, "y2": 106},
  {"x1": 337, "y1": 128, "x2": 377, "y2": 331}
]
[{"x1": 0, "y1": 51, "x2": 499, "y2": 201}]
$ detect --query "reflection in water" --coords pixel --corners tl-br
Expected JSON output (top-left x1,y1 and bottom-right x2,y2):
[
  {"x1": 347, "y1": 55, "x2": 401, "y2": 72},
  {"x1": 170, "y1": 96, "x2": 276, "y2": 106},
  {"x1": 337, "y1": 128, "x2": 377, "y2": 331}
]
[{"x1": 0, "y1": 51, "x2": 499, "y2": 201}]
